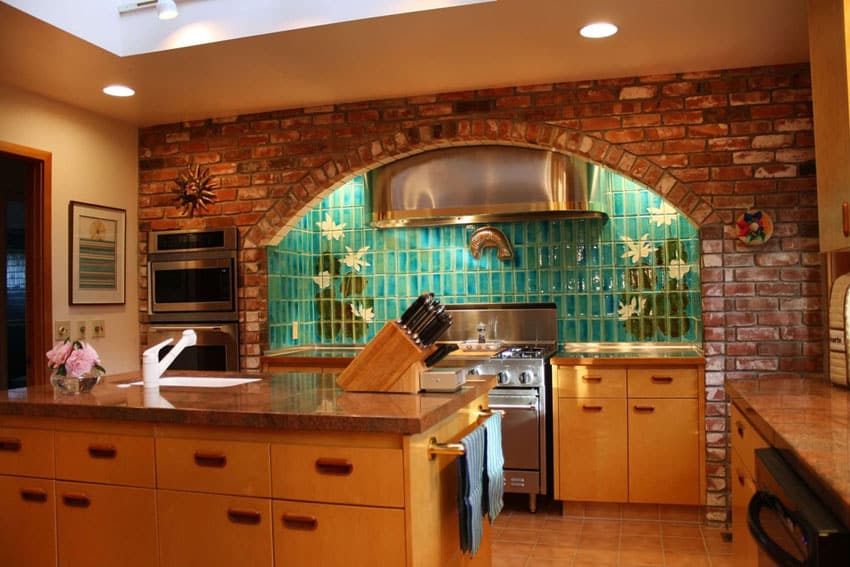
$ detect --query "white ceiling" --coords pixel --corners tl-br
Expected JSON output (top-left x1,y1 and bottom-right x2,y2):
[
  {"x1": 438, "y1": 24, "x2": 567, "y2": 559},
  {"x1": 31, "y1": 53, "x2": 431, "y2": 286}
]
[{"x1": 0, "y1": 0, "x2": 810, "y2": 127}]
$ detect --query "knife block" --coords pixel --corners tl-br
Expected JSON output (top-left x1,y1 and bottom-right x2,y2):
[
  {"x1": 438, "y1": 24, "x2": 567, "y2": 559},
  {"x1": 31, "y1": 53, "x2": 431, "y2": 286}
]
[{"x1": 335, "y1": 321, "x2": 435, "y2": 394}]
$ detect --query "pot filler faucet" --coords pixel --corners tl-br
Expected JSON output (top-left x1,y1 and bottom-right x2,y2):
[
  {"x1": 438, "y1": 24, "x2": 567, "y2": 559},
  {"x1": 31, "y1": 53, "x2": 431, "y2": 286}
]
[{"x1": 142, "y1": 329, "x2": 197, "y2": 389}]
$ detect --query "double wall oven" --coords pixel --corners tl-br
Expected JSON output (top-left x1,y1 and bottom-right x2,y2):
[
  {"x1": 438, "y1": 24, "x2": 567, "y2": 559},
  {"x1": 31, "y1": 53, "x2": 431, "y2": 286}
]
[
  {"x1": 442, "y1": 303, "x2": 557, "y2": 513},
  {"x1": 147, "y1": 228, "x2": 240, "y2": 371}
]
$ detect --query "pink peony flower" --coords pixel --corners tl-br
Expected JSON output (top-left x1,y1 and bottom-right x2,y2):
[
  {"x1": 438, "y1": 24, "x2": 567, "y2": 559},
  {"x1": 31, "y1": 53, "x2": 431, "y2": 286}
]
[
  {"x1": 46, "y1": 341, "x2": 73, "y2": 368},
  {"x1": 63, "y1": 342, "x2": 101, "y2": 377}
]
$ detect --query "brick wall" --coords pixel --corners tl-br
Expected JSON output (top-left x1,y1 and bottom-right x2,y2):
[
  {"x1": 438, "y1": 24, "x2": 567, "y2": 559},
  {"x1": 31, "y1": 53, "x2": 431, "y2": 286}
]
[{"x1": 138, "y1": 63, "x2": 819, "y2": 523}]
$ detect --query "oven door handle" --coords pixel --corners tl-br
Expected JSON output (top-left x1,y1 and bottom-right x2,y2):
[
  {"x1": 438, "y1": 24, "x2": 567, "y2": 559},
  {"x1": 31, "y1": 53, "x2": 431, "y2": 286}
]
[
  {"x1": 747, "y1": 490, "x2": 807, "y2": 567},
  {"x1": 149, "y1": 325, "x2": 225, "y2": 333},
  {"x1": 486, "y1": 403, "x2": 538, "y2": 412}
]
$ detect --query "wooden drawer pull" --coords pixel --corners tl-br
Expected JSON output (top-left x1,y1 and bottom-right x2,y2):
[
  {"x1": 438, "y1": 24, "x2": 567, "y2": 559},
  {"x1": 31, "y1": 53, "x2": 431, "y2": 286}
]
[
  {"x1": 315, "y1": 458, "x2": 354, "y2": 475},
  {"x1": 20, "y1": 488, "x2": 48, "y2": 503},
  {"x1": 193, "y1": 451, "x2": 227, "y2": 468},
  {"x1": 633, "y1": 405, "x2": 655, "y2": 413},
  {"x1": 88, "y1": 444, "x2": 117, "y2": 459},
  {"x1": 227, "y1": 508, "x2": 262, "y2": 525},
  {"x1": 581, "y1": 376, "x2": 602, "y2": 383},
  {"x1": 0, "y1": 437, "x2": 22, "y2": 452},
  {"x1": 843, "y1": 201, "x2": 849, "y2": 237},
  {"x1": 62, "y1": 493, "x2": 91, "y2": 508},
  {"x1": 735, "y1": 421, "x2": 745, "y2": 438},
  {"x1": 282, "y1": 513, "x2": 318, "y2": 531},
  {"x1": 736, "y1": 471, "x2": 746, "y2": 487},
  {"x1": 650, "y1": 376, "x2": 673, "y2": 384},
  {"x1": 581, "y1": 404, "x2": 604, "y2": 412}
]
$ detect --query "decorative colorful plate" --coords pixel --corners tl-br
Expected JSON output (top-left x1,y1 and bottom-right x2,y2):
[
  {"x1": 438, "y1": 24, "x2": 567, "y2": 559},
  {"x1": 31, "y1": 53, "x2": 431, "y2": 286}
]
[{"x1": 736, "y1": 209, "x2": 773, "y2": 246}]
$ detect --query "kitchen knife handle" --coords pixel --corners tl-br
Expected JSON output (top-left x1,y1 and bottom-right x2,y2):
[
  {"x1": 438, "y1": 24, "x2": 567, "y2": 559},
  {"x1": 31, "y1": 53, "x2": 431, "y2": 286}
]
[
  {"x1": 282, "y1": 513, "x2": 319, "y2": 530},
  {"x1": 315, "y1": 458, "x2": 354, "y2": 475}
]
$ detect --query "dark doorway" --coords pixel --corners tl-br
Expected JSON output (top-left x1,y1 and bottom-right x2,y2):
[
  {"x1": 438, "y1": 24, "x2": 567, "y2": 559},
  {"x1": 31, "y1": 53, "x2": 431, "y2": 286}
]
[{"x1": 0, "y1": 142, "x2": 52, "y2": 389}]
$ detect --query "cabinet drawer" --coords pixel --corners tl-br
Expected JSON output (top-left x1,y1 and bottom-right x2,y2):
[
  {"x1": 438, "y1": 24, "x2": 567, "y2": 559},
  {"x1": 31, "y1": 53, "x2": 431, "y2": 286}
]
[
  {"x1": 556, "y1": 366, "x2": 626, "y2": 398},
  {"x1": 628, "y1": 367, "x2": 698, "y2": 398},
  {"x1": 273, "y1": 499, "x2": 406, "y2": 567},
  {"x1": 56, "y1": 481, "x2": 157, "y2": 567},
  {"x1": 158, "y1": 489, "x2": 273, "y2": 567},
  {"x1": 730, "y1": 403, "x2": 769, "y2": 478},
  {"x1": 0, "y1": 475, "x2": 56, "y2": 567},
  {"x1": 730, "y1": 446, "x2": 760, "y2": 566},
  {"x1": 55, "y1": 431, "x2": 155, "y2": 487},
  {"x1": 0, "y1": 427, "x2": 53, "y2": 477},
  {"x1": 157, "y1": 437, "x2": 271, "y2": 497},
  {"x1": 271, "y1": 444, "x2": 404, "y2": 507}
]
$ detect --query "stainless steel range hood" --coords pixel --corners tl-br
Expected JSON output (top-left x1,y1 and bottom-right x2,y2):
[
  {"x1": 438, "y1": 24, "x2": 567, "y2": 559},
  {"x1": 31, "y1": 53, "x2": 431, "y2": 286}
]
[{"x1": 369, "y1": 145, "x2": 608, "y2": 227}]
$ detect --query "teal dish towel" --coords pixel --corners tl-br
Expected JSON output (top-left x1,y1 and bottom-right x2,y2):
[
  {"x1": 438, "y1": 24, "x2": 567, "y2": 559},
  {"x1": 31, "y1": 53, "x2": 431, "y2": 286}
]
[
  {"x1": 457, "y1": 424, "x2": 486, "y2": 557},
  {"x1": 483, "y1": 413, "x2": 504, "y2": 523}
]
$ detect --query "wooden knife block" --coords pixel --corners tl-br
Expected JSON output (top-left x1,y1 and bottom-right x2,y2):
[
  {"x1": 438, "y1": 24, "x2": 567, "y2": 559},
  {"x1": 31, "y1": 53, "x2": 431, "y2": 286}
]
[{"x1": 336, "y1": 321, "x2": 435, "y2": 394}]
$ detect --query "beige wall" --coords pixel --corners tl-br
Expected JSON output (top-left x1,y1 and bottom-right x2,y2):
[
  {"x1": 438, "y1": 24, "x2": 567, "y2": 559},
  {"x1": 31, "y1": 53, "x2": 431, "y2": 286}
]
[{"x1": 0, "y1": 84, "x2": 140, "y2": 373}]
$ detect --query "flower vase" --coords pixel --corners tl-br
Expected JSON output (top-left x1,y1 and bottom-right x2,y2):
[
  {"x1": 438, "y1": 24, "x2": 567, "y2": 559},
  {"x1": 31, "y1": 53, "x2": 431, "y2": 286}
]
[{"x1": 50, "y1": 370, "x2": 102, "y2": 394}]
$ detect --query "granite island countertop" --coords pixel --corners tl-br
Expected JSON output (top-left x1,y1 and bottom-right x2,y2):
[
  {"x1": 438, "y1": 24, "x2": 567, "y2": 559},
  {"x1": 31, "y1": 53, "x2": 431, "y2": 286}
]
[
  {"x1": 0, "y1": 371, "x2": 496, "y2": 435},
  {"x1": 726, "y1": 377, "x2": 850, "y2": 528}
]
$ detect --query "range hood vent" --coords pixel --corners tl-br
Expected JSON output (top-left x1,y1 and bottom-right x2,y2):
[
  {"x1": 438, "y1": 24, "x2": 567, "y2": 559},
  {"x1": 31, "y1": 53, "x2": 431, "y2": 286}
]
[{"x1": 369, "y1": 145, "x2": 608, "y2": 228}]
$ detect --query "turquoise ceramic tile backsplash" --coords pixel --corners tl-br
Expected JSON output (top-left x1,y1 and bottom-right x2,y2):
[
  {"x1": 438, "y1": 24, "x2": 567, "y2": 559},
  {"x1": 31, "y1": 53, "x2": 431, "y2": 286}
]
[{"x1": 267, "y1": 170, "x2": 702, "y2": 347}]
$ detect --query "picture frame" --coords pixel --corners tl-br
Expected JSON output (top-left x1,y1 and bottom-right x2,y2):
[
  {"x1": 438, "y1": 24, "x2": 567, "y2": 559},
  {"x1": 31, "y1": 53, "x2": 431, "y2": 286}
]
[{"x1": 69, "y1": 201, "x2": 126, "y2": 305}]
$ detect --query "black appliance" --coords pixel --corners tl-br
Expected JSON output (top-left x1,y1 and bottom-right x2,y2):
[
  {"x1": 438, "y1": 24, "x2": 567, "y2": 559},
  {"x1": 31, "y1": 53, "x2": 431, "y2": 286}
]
[{"x1": 748, "y1": 448, "x2": 850, "y2": 566}]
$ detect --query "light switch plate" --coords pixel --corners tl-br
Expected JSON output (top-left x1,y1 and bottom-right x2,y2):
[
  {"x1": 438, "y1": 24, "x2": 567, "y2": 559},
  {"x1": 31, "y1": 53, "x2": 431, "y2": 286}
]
[
  {"x1": 76, "y1": 321, "x2": 87, "y2": 340},
  {"x1": 54, "y1": 320, "x2": 70, "y2": 341}
]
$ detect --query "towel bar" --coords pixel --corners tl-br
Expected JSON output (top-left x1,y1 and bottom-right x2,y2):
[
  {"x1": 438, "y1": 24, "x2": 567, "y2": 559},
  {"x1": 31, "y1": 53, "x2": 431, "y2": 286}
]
[{"x1": 427, "y1": 407, "x2": 503, "y2": 459}]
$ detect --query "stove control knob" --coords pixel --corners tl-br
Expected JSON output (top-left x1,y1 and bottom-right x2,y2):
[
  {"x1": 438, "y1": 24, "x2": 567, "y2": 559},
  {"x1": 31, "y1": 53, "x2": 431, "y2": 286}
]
[
  {"x1": 497, "y1": 371, "x2": 511, "y2": 385},
  {"x1": 518, "y1": 371, "x2": 535, "y2": 385},
  {"x1": 468, "y1": 367, "x2": 480, "y2": 376}
]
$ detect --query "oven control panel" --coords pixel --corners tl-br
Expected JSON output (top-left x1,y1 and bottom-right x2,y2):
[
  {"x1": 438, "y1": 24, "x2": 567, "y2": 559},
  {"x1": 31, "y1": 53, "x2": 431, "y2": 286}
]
[{"x1": 473, "y1": 364, "x2": 543, "y2": 387}]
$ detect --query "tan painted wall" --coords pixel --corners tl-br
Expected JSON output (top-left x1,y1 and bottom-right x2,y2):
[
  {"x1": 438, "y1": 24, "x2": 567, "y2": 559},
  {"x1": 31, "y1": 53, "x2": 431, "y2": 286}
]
[{"x1": 0, "y1": 84, "x2": 140, "y2": 373}]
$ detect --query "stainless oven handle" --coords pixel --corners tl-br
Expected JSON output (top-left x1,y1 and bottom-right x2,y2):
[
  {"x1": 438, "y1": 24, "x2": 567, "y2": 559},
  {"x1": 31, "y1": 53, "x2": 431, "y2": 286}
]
[
  {"x1": 486, "y1": 403, "x2": 538, "y2": 412},
  {"x1": 149, "y1": 325, "x2": 225, "y2": 332}
]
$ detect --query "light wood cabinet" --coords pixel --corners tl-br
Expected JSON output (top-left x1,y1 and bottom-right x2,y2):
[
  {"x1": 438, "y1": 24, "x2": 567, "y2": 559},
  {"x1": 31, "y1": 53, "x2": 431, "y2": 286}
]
[
  {"x1": 56, "y1": 481, "x2": 158, "y2": 567},
  {"x1": 552, "y1": 361, "x2": 705, "y2": 506},
  {"x1": 729, "y1": 402, "x2": 769, "y2": 566},
  {"x1": 158, "y1": 489, "x2": 273, "y2": 567},
  {"x1": 0, "y1": 475, "x2": 56, "y2": 567},
  {"x1": 808, "y1": 0, "x2": 850, "y2": 252}
]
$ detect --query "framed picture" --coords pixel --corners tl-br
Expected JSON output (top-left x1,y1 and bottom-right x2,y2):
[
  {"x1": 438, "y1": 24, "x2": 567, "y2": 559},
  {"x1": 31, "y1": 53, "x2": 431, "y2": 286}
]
[{"x1": 69, "y1": 201, "x2": 126, "y2": 305}]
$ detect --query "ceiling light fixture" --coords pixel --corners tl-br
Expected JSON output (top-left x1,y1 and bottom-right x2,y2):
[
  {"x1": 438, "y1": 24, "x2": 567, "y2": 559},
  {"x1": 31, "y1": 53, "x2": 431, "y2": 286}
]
[
  {"x1": 579, "y1": 22, "x2": 618, "y2": 39},
  {"x1": 103, "y1": 85, "x2": 136, "y2": 97},
  {"x1": 118, "y1": 0, "x2": 178, "y2": 20}
]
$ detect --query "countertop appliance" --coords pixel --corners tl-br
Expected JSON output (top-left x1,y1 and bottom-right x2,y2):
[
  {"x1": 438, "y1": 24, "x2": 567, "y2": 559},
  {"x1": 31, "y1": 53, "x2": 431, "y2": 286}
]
[
  {"x1": 441, "y1": 303, "x2": 557, "y2": 513},
  {"x1": 748, "y1": 448, "x2": 850, "y2": 566},
  {"x1": 829, "y1": 273, "x2": 850, "y2": 387}
]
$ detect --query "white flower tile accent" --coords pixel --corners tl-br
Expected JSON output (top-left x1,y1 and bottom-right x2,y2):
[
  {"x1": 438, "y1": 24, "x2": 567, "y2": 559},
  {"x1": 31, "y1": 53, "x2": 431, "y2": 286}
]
[
  {"x1": 620, "y1": 234, "x2": 652, "y2": 264},
  {"x1": 312, "y1": 270, "x2": 332, "y2": 289},
  {"x1": 350, "y1": 303, "x2": 375, "y2": 323},
  {"x1": 617, "y1": 297, "x2": 646, "y2": 320},
  {"x1": 667, "y1": 258, "x2": 691, "y2": 280},
  {"x1": 341, "y1": 245, "x2": 371, "y2": 272},
  {"x1": 647, "y1": 202, "x2": 678, "y2": 227},
  {"x1": 316, "y1": 213, "x2": 345, "y2": 241}
]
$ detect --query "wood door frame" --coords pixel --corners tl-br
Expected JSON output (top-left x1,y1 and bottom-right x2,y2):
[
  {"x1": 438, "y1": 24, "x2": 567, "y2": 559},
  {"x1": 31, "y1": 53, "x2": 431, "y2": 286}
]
[{"x1": 0, "y1": 141, "x2": 52, "y2": 386}]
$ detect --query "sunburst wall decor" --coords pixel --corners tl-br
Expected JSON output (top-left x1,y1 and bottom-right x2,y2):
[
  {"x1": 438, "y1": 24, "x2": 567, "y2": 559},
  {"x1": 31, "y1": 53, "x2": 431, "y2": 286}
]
[{"x1": 173, "y1": 164, "x2": 218, "y2": 217}]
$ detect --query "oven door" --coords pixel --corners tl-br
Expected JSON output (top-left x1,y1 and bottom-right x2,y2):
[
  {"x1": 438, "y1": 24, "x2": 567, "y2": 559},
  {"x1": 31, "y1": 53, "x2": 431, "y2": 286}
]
[
  {"x1": 487, "y1": 388, "x2": 540, "y2": 471},
  {"x1": 148, "y1": 257, "x2": 236, "y2": 316},
  {"x1": 147, "y1": 324, "x2": 239, "y2": 372}
]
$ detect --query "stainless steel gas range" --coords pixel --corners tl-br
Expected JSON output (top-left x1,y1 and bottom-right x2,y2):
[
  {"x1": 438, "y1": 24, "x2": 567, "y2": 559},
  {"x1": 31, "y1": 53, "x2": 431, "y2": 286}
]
[{"x1": 441, "y1": 303, "x2": 557, "y2": 513}]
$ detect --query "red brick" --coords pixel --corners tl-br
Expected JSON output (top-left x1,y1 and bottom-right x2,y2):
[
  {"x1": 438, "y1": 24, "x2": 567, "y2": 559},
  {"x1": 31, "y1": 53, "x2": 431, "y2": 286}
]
[
  {"x1": 757, "y1": 342, "x2": 802, "y2": 356},
  {"x1": 729, "y1": 91, "x2": 770, "y2": 105},
  {"x1": 712, "y1": 165, "x2": 753, "y2": 180},
  {"x1": 577, "y1": 89, "x2": 616, "y2": 102},
  {"x1": 730, "y1": 121, "x2": 772, "y2": 135},
  {"x1": 661, "y1": 82, "x2": 696, "y2": 96},
  {"x1": 622, "y1": 114, "x2": 661, "y2": 127},
  {"x1": 688, "y1": 124, "x2": 729, "y2": 137},
  {"x1": 662, "y1": 111, "x2": 704, "y2": 124},
  {"x1": 645, "y1": 126, "x2": 686, "y2": 140},
  {"x1": 650, "y1": 154, "x2": 688, "y2": 168},
  {"x1": 775, "y1": 148, "x2": 814, "y2": 162},
  {"x1": 772, "y1": 89, "x2": 811, "y2": 103},
  {"x1": 620, "y1": 85, "x2": 657, "y2": 100},
  {"x1": 622, "y1": 141, "x2": 663, "y2": 155},
  {"x1": 774, "y1": 117, "x2": 813, "y2": 132},
  {"x1": 690, "y1": 152, "x2": 731, "y2": 166},
  {"x1": 496, "y1": 95, "x2": 532, "y2": 108},
  {"x1": 691, "y1": 181, "x2": 734, "y2": 195},
  {"x1": 419, "y1": 104, "x2": 453, "y2": 117},
  {"x1": 750, "y1": 104, "x2": 795, "y2": 119},
  {"x1": 685, "y1": 94, "x2": 728, "y2": 109},
  {"x1": 239, "y1": 134, "x2": 268, "y2": 146},
  {"x1": 708, "y1": 137, "x2": 750, "y2": 151},
  {"x1": 580, "y1": 116, "x2": 621, "y2": 130},
  {"x1": 664, "y1": 139, "x2": 706, "y2": 153},
  {"x1": 754, "y1": 164, "x2": 796, "y2": 178},
  {"x1": 752, "y1": 134, "x2": 793, "y2": 148},
  {"x1": 604, "y1": 129, "x2": 644, "y2": 143},
  {"x1": 732, "y1": 151, "x2": 773, "y2": 164}
]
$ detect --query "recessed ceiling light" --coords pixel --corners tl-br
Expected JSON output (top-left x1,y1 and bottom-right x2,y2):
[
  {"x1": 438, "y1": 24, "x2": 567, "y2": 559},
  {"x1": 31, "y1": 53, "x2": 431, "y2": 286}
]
[
  {"x1": 157, "y1": 0, "x2": 178, "y2": 20},
  {"x1": 103, "y1": 85, "x2": 136, "y2": 97},
  {"x1": 579, "y1": 22, "x2": 618, "y2": 39}
]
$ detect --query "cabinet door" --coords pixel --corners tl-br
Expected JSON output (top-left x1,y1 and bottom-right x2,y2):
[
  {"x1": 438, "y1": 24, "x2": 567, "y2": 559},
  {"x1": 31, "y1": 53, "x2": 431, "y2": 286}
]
[
  {"x1": 56, "y1": 481, "x2": 157, "y2": 567},
  {"x1": 557, "y1": 398, "x2": 628, "y2": 502},
  {"x1": 158, "y1": 490, "x2": 273, "y2": 567},
  {"x1": 0, "y1": 475, "x2": 56, "y2": 567},
  {"x1": 731, "y1": 447, "x2": 759, "y2": 567},
  {"x1": 273, "y1": 499, "x2": 406, "y2": 567},
  {"x1": 628, "y1": 399, "x2": 699, "y2": 504}
]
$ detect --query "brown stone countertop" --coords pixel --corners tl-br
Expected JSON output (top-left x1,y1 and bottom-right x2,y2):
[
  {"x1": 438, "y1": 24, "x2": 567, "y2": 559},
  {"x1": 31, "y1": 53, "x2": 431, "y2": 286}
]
[
  {"x1": 726, "y1": 377, "x2": 850, "y2": 528},
  {"x1": 0, "y1": 371, "x2": 496, "y2": 435}
]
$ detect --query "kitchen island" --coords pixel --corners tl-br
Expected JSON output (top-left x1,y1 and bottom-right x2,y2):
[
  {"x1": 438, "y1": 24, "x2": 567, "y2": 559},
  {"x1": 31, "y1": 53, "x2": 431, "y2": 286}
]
[{"x1": 0, "y1": 371, "x2": 496, "y2": 567}]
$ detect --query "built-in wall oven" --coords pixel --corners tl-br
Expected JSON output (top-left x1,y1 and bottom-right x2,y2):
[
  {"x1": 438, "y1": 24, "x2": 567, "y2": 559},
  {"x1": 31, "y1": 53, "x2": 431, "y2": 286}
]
[{"x1": 147, "y1": 228, "x2": 240, "y2": 371}]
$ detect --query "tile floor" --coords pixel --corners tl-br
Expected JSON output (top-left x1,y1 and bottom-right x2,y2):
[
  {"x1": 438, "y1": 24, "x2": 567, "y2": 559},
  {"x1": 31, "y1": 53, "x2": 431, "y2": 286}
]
[{"x1": 492, "y1": 496, "x2": 740, "y2": 567}]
